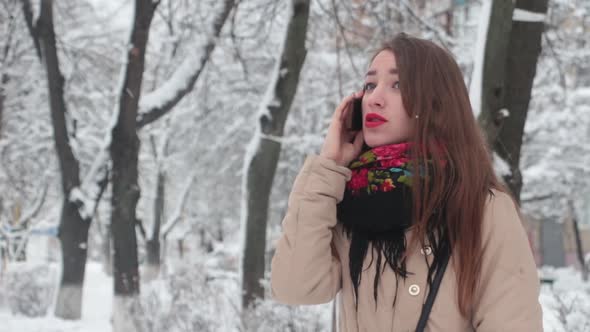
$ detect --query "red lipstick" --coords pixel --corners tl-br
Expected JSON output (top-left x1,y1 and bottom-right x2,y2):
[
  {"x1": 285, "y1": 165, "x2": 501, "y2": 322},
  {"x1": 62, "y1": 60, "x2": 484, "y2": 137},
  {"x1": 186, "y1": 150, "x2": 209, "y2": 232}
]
[{"x1": 365, "y1": 113, "x2": 388, "y2": 128}]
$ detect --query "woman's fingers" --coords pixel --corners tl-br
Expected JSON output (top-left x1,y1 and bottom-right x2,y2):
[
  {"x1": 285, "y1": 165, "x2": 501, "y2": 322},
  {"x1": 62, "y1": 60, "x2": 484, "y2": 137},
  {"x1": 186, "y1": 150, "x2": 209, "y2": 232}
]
[
  {"x1": 352, "y1": 131, "x2": 364, "y2": 151},
  {"x1": 321, "y1": 91, "x2": 365, "y2": 166}
]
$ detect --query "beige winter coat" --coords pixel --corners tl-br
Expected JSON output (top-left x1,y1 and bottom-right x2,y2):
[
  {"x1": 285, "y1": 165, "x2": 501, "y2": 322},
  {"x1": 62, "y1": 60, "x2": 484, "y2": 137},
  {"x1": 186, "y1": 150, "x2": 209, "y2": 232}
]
[{"x1": 270, "y1": 155, "x2": 543, "y2": 332}]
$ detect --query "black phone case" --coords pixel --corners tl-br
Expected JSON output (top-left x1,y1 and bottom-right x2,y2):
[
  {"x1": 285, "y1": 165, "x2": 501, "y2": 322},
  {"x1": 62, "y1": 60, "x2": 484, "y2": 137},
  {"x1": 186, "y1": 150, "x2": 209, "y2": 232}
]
[{"x1": 351, "y1": 98, "x2": 363, "y2": 131}]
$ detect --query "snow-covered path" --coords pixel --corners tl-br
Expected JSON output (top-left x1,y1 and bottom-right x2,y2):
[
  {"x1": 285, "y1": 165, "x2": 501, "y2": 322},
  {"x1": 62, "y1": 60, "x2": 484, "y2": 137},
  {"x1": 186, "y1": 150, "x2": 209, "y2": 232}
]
[
  {"x1": 0, "y1": 263, "x2": 112, "y2": 332},
  {"x1": 1, "y1": 263, "x2": 589, "y2": 331}
]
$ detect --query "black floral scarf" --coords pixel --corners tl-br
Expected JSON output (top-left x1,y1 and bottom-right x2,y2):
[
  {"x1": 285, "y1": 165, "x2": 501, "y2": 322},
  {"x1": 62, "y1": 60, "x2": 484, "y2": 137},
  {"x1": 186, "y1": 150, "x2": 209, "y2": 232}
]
[{"x1": 336, "y1": 142, "x2": 426, "y2": 308}]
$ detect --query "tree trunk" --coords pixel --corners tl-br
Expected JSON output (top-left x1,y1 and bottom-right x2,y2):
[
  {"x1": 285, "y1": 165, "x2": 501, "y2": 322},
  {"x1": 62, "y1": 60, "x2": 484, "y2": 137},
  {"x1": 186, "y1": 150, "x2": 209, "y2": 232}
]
[
  {"x1": 177, "y1": 238, "x2": 184, "y2": 258},
  {"x1": 36, "y1": 0, "x2": 90, "y2": 319},
  {"x1": 478, "y1": 0, "x2": 514, "y2": 140},
  {"x1": 111, "y1": 0, "x2": 235, "y2": 298},
  {"x1": 144, "y1": 238, "x2": 160, "y2": 280},
  {"x1": 570, "y1": 200, "x2": 588, "y2": 281},
  {"x1": 0, "y1": 74, "x2": 7, "y2": 135},
  {"x1": 241, "y1": 0, "x2": 311, "y2": 310},
  {"x1": 331, "y1": 297, "x2": 337, "y2": 332},
  {"x1": 54, "y1": 201, "x2": 90, "y2": 319},
  {"x1": 479, "y1": 0, "x2": 549, "y2": 202},
  {"x1": 445, "y1": 3, "x2": 454, "y2": 36},
  {"x1": 145, "y1": 161, "x2": 165, "y2": 280},
  {"x1": 159, "y1": 236, "x2": 168, "y2": 276},
  {"x1": 110, "y1": 2, "x2": 157, "y2": 331},
  {"x1": 12, "y1": 237, "x2": 27, "y2": 261},
  {"x1": 110, "y1": 0, "x2": 157, "y2": 316},
  {"x1": 493, "y1": 0, "x2": 548, "y2": 201},
  {"x1": 102, "y1": 223, "x2": 113, "y2": 276}
]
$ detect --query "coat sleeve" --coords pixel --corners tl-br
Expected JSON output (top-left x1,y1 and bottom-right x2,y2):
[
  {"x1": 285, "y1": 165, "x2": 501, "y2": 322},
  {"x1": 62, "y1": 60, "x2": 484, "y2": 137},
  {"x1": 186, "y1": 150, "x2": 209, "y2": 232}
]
[
  {"x1": 473, "y1": 191, "x2": 543, "y2": 331},
  {"x1": 270, "y1": 154, "x2": 350, "y2": 305}
]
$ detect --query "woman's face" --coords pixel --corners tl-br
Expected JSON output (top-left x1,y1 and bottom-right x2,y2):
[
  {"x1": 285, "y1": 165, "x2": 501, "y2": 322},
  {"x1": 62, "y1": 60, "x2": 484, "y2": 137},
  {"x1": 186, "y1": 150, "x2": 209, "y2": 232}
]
[{"x1": 362, "y1": 50, "x2": 414, "y2": 148}]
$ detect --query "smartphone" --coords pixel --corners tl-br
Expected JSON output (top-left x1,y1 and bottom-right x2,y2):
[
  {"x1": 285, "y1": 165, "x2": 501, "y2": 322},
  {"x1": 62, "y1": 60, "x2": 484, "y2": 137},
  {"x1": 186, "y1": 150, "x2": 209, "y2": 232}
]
[{"x1": 349, "y1": 98, "x2": 363, "y2": 131}]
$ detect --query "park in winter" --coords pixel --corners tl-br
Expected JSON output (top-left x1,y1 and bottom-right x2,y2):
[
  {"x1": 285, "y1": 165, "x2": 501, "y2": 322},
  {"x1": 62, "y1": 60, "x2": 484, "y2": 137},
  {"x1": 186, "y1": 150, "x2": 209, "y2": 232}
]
[{"x1": 0, "y1": 0, "x2": 589, "y2": 331}]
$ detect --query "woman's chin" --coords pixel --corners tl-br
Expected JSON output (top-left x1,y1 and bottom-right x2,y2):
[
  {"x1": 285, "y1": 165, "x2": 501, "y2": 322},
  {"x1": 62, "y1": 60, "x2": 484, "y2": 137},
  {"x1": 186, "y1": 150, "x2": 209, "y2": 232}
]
[
  {"x1": 364, "y1": 134, "x2": 380, "y2": 148},
  {"x1": 364, "y1": 140, "x2": 377, "y2": 148},
  {"x1": 365, "y1": 139, "x2": 404, "y2": 149},
  {"x1": 364, "y1": 137, "x2": 398, "y2": 148}
]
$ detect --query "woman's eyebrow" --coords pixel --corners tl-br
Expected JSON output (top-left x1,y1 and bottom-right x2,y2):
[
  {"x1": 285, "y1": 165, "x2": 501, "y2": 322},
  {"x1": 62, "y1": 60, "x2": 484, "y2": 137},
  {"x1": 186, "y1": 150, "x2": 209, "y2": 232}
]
[{"x1": 366, "y1": 68, "x2": 399, "y2": 76}]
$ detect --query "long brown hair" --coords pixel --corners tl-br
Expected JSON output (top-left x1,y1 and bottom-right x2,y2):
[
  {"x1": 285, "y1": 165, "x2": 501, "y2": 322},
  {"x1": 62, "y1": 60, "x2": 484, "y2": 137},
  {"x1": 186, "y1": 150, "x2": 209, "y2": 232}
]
[{"x1": 376, "y1": 33, "x2": 505, "y2": 317}]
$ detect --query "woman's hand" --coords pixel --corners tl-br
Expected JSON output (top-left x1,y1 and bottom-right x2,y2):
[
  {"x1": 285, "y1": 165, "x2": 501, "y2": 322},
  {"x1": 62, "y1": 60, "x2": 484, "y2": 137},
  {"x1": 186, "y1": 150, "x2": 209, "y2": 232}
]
[{"x1": 320, "y1": 91, "x2": 365, "y2": 167}]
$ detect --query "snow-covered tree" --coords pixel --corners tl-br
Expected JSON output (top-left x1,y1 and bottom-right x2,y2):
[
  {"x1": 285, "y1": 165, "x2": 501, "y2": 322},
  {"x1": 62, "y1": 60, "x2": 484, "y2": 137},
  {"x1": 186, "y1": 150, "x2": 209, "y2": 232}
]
[
  {"x1": 475, "y1": 0, "x2": 549, "y2": 202},
  {"x1": 240, "y1": 0, "x2": 311, "y2": 310}
]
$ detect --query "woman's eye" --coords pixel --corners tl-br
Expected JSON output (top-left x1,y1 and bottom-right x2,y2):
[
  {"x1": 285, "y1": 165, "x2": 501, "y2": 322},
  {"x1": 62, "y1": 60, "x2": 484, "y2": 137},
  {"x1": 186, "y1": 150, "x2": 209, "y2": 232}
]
[
  {"x1": 363, "y1": 82, "x2": 376, "y2": 91},
  {"x1": 393, "y1": 81, "x2": 400, "y2": 89}
]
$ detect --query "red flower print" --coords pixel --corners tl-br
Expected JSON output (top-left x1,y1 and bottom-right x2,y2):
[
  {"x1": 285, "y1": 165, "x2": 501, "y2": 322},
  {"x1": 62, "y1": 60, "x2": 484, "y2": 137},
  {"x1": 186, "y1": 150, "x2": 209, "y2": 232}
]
[
  {"x1": 348, "y1": 169, "x2": 369, "y2": 190},
  {"x1": 381, "y1": 178, "x2": 395, "y2": 192},
  {"x1": 380, "y1": 157, "x2": 409, "y2": 168},
  {"x1": 373, "y1": 143, "x2": 411, "y2": 159}
]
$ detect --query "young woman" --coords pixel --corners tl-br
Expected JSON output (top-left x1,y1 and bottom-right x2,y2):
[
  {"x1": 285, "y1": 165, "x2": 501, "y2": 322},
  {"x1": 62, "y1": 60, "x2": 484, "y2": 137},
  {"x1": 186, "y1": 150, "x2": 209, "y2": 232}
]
[{"x1": 270, "y1": 33, "x2": 543, "y2": 331}]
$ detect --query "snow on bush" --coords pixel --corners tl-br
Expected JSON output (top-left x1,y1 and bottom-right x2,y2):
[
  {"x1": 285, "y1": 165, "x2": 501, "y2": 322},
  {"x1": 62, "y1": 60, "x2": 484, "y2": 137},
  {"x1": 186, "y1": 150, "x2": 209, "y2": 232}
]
[
  {"x1": 237, "y1": 270, "x2": 332, "y2": 332},
  {"x1": 0, "y1": 263, "x2": 57, "y2": 317},
  {"x1": 128, "y1": 262, "x2": 236, "y2": 332},
  {"x1": 241, "y1": 298, "x2": 332, "y2": 332},
  {"x1": 126, "y1": 248, "x2": 332, "y2": 332},
  {"x1": 130, "y1": 271, "x2": 215, "y2": 331},
  {"x1": 540, "y1": 267, "x2": 590, "y2": 332}
]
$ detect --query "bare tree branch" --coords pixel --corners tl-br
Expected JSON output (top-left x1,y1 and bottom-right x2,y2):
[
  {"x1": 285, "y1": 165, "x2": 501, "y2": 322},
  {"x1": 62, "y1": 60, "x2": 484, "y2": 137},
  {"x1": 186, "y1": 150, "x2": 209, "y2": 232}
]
[
  {"x1": 18, "y1": 182, "x2": 48, "y2": 224},
  {"x1": 229, "y1": 0, "x2": 250, "y2": 81},
  {"x1": 20, "y1": 0, "x2": 42, "y2": 60},
  {"x1": 328, "y1": 0, "x2": 362, "y2": 78},
  {"x1": 399, "y1": 0, "x2": 456, "y2": 49},
  {"x1": 11, "y1": 183, "x2": 49, "y2": 260},
  {"x1": 543, "y1": 32, "x2": 568, "y2": 103},
  {"x1": 161, "y1": 172, "x2": 195, "y2": 238},
  {"x1": 136, "y1": 0, "x2": 236, "y2": 128}
]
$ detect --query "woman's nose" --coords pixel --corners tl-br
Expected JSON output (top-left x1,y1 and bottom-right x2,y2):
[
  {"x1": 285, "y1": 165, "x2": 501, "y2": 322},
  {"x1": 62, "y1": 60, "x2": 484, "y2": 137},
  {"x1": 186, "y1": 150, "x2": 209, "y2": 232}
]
[{"x1": 366, "y1": 88, "x2": 385, "y2": 108}]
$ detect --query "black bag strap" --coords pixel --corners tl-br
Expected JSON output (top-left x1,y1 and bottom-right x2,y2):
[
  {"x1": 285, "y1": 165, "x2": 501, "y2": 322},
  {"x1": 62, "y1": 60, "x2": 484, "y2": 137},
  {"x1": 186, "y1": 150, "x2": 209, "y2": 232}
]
[{"x1": 415, "y1": 251, "x2": 451, "y2": 332}]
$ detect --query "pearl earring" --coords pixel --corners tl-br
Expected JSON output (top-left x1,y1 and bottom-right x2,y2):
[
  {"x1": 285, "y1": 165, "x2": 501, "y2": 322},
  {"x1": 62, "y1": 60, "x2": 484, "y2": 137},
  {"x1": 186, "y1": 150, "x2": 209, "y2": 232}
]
[{"x1": 415, "y1": 114, "x2": 420, "y2": 119}]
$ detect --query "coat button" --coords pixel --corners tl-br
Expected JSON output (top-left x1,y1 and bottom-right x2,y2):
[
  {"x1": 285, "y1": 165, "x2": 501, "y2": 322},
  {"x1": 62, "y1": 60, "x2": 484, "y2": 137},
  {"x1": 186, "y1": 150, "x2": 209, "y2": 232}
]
[
  {"x1": 409, "y1": 284, "x2": 420, "y2": 296},
  {"x1": 420, "y1": 246, "x2": 432, "y2": 256}
]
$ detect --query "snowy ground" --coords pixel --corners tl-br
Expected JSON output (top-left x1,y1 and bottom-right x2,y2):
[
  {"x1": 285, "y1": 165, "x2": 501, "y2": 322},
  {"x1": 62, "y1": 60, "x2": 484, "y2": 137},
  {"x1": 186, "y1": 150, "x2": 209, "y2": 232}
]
[
  {"x1": 539, "y1": 267, "x2": 590, "y2": 332},
  {"x1": 0, "y1": 263, "x2": 112, "y2": 332},
  {"x1": 0, "y1": 263, "x2": 589, "y2": 331}
]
